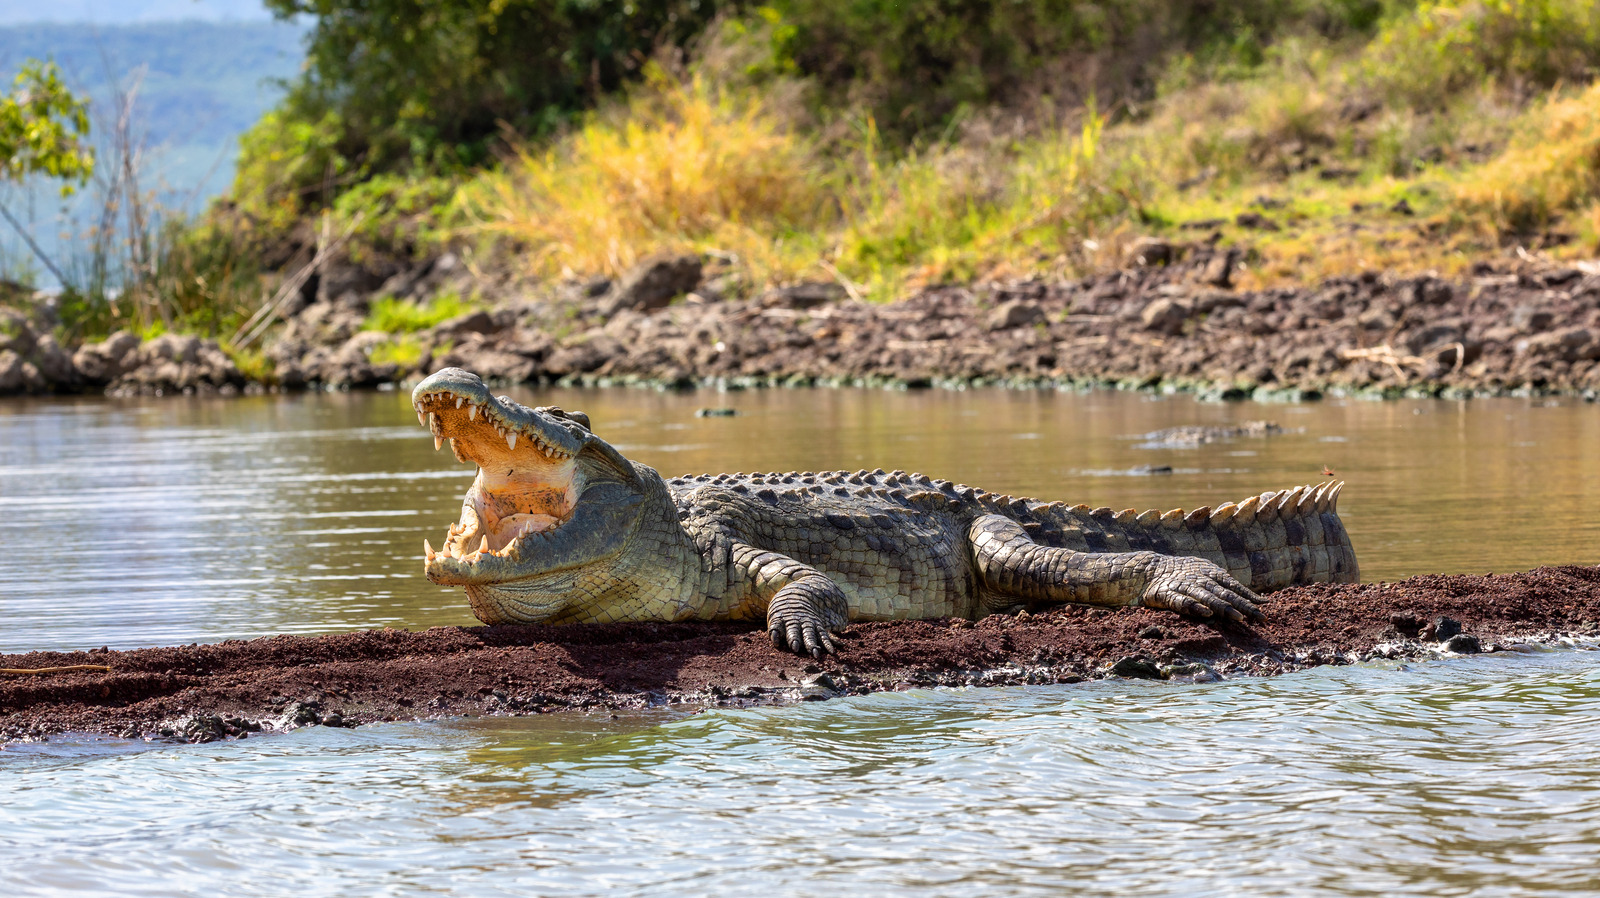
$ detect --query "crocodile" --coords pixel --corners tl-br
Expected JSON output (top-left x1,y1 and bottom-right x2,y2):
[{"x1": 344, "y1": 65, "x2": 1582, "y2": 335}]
[{"x1": 411, "y1": 368, "x2": 1359, "y2": 657}]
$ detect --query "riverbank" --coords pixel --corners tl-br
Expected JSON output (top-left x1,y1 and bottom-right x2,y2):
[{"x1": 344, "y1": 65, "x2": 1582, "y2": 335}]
[
  {"x1": 6, "y1": 248, "x2": 1600, "y2": 402},
  {"x1": 4, "y1": 565, "x2": 1597, "y2": 744}
]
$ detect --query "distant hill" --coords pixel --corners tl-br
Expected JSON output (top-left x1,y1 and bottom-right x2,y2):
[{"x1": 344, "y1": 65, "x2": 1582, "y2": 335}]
[{"x1": 0, "y1": 18, "x2": 304, "y2": 283}]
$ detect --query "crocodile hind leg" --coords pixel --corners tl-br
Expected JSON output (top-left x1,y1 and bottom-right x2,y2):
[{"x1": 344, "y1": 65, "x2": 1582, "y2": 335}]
[{"x1": 967, "y1": 514, "x2": 1264, "y2": 623}]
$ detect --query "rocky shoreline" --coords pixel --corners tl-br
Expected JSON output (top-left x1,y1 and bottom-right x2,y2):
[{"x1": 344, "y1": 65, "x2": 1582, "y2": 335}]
[
  {"x1": 5, "y1": 243, "x2": 1600, "y2": 400},
  {"x1": 4, "y1": 566, "x2": 1598, "y2": 744}
]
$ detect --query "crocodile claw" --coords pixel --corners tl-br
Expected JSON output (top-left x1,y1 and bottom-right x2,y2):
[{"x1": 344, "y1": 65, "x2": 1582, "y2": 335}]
[
  {"x1": 1139, "y1": 555, "x2": 1265, "y2": 625},
  {"x1": 769, "y1": 620, "x2": 837, "y2": 658}
]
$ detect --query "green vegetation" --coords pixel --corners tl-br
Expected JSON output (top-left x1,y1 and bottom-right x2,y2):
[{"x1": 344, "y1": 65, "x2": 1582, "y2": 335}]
[
  {"x1": 364, "y1": 292, "x2": 474, "y2": 333},
  {"x1": 0, "y1": 61, "x2": 93, "y2": 191},
  {"x1": 22, "y1": 0, "x2": 1600, "y2": 348}
]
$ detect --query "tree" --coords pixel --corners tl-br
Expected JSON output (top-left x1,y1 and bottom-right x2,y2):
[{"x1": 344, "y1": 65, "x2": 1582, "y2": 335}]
[{"x1": 0, "y1": 60, "x2": 95, "y2": 284}]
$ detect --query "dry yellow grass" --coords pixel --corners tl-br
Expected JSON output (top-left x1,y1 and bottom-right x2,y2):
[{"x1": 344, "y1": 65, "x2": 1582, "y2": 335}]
[
  {"x1": 458, "y1": 73, "x2": 1120, "y2": 299},
  {"x1": 1454, "y1": 81, "x2": 1600, "y2": 235},
  {"x1": 457, "y1": 72, "x2": 826, "y2": 283}
]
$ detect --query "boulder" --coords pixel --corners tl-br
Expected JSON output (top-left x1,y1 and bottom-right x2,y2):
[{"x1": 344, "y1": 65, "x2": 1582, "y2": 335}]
[
  {"x1": 759, "y1": 281, "x2": 847, "y2": 309},
  {"x1": 111, "y1": 334, "x2": 242, "y2": 393},
  {"x1": 986, "y1": 300, "x2": 1048, "y2": 331},
  {"x1": 1123, "y1": 237, "x2": 1173, "y2": 268},
  {"x1": 73, "y1": 330, "x2": 141, "y2": 385},
  {"x1": 603, "y1": 253, "x2": 703, "y2": 315},
  {"x1": 1140, "y1": 298, "x2": 1193, "y2": 335},
  {"x1": 1201, "y1": 249, "x2": 1238, "y2": 289}
]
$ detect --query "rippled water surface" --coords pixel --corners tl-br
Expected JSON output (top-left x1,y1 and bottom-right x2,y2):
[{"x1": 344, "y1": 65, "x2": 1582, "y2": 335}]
[
  {"x1": 3, "y1": 388, "x2": 1600, "y2": 896},
  {"x1": 5, "y1": 650, "x2": 1600, "y2": 896}
]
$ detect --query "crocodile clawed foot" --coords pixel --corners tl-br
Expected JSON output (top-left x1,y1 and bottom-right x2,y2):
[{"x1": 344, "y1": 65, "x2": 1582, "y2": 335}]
[
  {"x1": 769, "y1": 619, "x2": 838, "y2": 658},
  {"x1": 1140, "y1": 556, "x2": 1265, "y2": 626}
]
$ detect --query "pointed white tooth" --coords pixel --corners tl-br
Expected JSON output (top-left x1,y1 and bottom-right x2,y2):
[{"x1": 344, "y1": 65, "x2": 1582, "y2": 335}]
[
  {"x1": 468, "y1": 404, "x2": 478, "y2": 421},
  {"x1": 427, "y1": 412, "x2": 437, "y2": 430},
  {"x1": 480, "y1": 535, "x2": 490, "y2": 555},
  {"x1": 456, "y1": 397, "x2": 464, "y2": 409},
  {"x1": 434, "y1": 433, "x2": 444, "y2": 451},
  {"x1": 424, "y1": 538, "x2": 435, "y2": 561},
  {"x1": 416, "y1": 406, "x2": 426, "y2": 426},
  {"x1": 506, "y1": 431, "x2": 517, "y2": 451}
]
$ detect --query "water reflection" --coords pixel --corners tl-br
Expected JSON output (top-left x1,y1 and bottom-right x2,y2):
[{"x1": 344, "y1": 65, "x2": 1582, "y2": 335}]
[
  {"x1": 1, "y1": 388, "x2": 1597, "y2": 653},
  {"x1": 3, "y1": 650, "x2": 1597, "y2": 896}
]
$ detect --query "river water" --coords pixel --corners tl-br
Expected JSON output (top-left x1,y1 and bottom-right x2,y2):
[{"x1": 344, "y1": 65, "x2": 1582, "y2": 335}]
[{"x1": 2, "y1": 387, "x2": 1599, "y2": 896}]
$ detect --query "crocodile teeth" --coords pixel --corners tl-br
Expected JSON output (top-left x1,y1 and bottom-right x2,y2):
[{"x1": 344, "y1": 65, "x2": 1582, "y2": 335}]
[
  {"x1": 424, "y1": 538, "x2": 435, "y2": 561},
  {"x1": 480, "y1": 534, "x2": 491, "y2": 554},
  {"x1": 468, "y1": 404, "x2": 478, "y2": 421},
  {"x1": 434, "y1": 433, "x2": 444, "y2": 451},
  {"x1": 415, "y1": 405, "x2": 426, "y2": 426},
  {"x1": 456, "y1": 397, "x2": 464, "y2": 409},
  {"x1": 506, "y1": 431, "x2": 518, "y2": 451}
]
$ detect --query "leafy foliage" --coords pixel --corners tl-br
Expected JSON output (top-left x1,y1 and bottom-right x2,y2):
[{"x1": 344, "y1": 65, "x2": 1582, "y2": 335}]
[
  {"x1": 0, "y1": 61, "x2": 93, "y2": 192},
  {"x1": 247, "y1": 0, "x2": 730, "y2": 220}
]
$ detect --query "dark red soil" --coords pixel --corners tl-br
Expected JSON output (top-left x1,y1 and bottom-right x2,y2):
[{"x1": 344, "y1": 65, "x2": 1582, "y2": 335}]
[{"x1": 5, "y1": 566, "x2": 1599, "y2": 743}]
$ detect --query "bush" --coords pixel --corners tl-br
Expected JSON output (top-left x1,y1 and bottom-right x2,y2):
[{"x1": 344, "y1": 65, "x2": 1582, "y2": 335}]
[
  {"x1": 365, "y1": 292, "x2": 474, "y2": 333},
  {"x1": 1455, "y1": 81, "x2": 1600, "y2": 233},
  {"x1": 1363, "y1": 0, "x2": 1600, "y2": 109}
]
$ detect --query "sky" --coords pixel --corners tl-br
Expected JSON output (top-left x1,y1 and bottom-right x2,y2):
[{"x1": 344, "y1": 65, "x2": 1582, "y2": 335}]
[{"x1": 0, "y1": 0, "x2": 274, "y2": 24}]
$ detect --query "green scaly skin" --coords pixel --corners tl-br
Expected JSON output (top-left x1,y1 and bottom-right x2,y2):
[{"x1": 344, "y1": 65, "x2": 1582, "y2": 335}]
[{"x1": 413, "y1": 369, "x2": 1359, "y2": 658}]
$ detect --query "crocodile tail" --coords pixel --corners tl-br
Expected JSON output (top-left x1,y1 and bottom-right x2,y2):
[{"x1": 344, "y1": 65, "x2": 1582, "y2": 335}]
[{"x1": 1029, "y1": 482, "x2": 1358, "y2": 593}]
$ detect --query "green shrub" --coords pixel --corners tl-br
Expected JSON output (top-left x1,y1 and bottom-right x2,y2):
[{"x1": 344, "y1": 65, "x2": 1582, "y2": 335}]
[
  {"x1": 1363, "y1": 0, "x2": 1600, "y2": 109},
  {"x1": 364, "y1": 292, "x2": 473, "y2": 333}
]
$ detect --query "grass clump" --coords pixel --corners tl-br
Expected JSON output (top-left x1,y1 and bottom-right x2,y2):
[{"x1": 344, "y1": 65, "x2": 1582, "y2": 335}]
[
  {"x1": 367, "y1": 334, "x2": 428, "y2": 369},
  {"x1": 459, "y1": 71, "x2": 823, "y2": 280},
  {"x1": 1454, "y1": 81, "x2": 1600, "y2": 235},
  {"x1": 460, "y1": 72, "x2": 1132, "y2": 298},
  {"x1": 364, "y1": 292, "x2": 473, "y2": 333}
]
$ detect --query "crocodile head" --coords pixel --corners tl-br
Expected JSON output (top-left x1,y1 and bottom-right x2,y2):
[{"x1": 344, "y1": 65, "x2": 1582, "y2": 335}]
[{"x1": 411, "y1": 368, "x2": 648, "y2": 624}]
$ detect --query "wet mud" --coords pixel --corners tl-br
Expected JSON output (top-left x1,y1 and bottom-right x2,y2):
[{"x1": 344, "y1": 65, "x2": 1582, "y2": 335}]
[{"x1": 4, "y1": 566, "x2": 1599, "y2": 744}]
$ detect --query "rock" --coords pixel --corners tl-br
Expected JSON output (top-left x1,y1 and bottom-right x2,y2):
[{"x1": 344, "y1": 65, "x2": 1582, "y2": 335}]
[
  {"x1": 31, "y1": 333, "x2": 77, "y2": 386},
  {"x1": 1402, "y1": 322, "x2": 1465, "y2": 356},
  {"x1": 0, "y1": 307, "x2": 35, "y2": 357},
  {"x1": 604, "y1": 253, "x2": 703, "y2": 315},
  {"x1": 1429, "y1": 616, "x2": 1463, "y2": 642},
  {"x1": 760, "y1": 281, "x2": 847, "y2": 309},
  {"x1": 1234, "y1": 211, "x2": 1279, "y2": 231},
  {"x1": 72, "y1": 330, "x2": 140, "y2": 384},
  {"x1": 1511, "y1": 306, "x2": 1555, "y2": 334},
  {"x1": 0, "y1": 349, "x2": 31, "y2": 393},
  {"x1": 1109, "y1": 656, "x2": 1165, "y2": 680},
  {"x1": 433, "y1": 309, "x2": 499, "y2": 337},
  {"x1": 987, "y1": 299, "x2": 1047, "y2": 330},
  {"x1": 1201, "y1": 249, "x2": 1238, "y2": 288},
  {"x1": 111, "y1": 334, "x2": 243, "y2": 394},
  {"x1": 695, "y1": 407, "x2": 737, "y2": 417},
  {"x1": 1124, "y1": 236, "x2": 1173, "y2": 268},
  {"x1": 1407, "y1": 277, "x2": 1453, "y2": 306},
  {"x1": 1443, "y1": 633, "x2": 1482, "y2": 654},
  {"x1": 1389, "y1": 612, "x2": 1423, "y2": 637},
  {"x1": 1138, "y1": 626, "x2": 1166, "y2": 640},
  {"x1": 1140, "y1": 298, "x2": 1193, "y2": 335}
]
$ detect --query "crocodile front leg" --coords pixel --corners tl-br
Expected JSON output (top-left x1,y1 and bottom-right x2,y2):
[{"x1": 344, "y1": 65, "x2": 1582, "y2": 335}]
[
  {"x1": 727, "y1": 542, "x2": 850, "y2": 658},
  {"x1": 968, "y1": 514, "x2": 1264, "y2": 623}
]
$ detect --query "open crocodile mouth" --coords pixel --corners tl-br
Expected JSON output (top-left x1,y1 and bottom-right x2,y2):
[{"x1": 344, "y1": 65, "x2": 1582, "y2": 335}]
[{"x1": 412, "y1": 378, "x2": 583, "y2": 579}]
